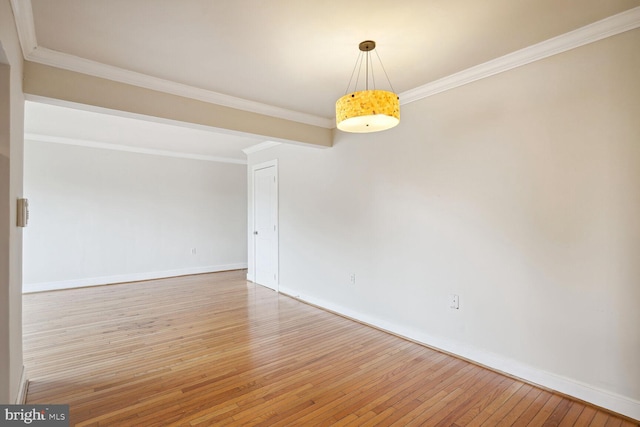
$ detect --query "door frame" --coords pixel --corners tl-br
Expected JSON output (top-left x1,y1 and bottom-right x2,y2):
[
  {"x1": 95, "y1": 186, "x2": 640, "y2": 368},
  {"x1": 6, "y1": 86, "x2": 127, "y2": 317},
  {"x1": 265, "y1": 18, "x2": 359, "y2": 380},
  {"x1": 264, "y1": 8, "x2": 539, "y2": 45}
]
[{"x1": 249, "y1": 159, "x2": 278, "y2": 291}]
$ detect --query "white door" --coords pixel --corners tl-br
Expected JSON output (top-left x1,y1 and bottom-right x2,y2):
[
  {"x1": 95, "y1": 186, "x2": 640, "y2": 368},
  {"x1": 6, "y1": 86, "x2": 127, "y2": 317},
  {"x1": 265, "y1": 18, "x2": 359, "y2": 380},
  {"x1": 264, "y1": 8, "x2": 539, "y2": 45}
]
[{"x1": 253, "y1": 164, "x2": 278, "y2": 290}]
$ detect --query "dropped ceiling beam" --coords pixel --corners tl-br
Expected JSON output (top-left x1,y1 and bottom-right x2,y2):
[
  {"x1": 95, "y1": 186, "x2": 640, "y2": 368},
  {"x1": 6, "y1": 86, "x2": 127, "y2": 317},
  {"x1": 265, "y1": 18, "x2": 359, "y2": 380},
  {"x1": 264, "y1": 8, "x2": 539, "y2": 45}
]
[{"x1": 23, "y1": 61, "x2": 332, "y2": 148}]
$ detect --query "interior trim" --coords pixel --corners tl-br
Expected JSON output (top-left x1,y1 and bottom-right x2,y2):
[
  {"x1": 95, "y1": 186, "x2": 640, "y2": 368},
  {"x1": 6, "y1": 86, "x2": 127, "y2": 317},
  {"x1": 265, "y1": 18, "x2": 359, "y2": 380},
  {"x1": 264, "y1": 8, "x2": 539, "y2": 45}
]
[
  {"x1": 22, "y1": 264, "x2": 249, "y2": 294},
  {"x1": 242, "y1": 141, "x2": 282, "y2": 155},
  {"x1": 30, "y1": 47, "x2": 335, "y2": 129},
  {"x1": 8, "y1": 0, "x2": 36, "y2": 58},
  {"x1": 25, "y1": 133, "x2": 248, "y2": 165},
  {"x1": 400, "y1": 6, "x2": 640, "y2": 104},
  {"x1": 8, "y1": 0, "x2": 333, "y2": 129},
  {"x1": 279, "y1": 285, "x2": 640, "y2": 421},
  {"x1": 10, "y1": 1, "x2": 640, "y2": 129},
  {"x1": 15, "y1": 366, "x2": 28, "y2": 404}
]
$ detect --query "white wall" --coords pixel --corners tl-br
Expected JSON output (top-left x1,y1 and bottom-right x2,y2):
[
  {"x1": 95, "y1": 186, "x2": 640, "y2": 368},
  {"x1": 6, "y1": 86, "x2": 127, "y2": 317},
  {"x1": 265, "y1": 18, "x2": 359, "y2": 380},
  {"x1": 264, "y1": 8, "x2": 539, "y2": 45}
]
[
  {"x1": 0, "y1": 0, "x2": 25, "y2": 404},
  {"x1": 248, "y1": 29, "x2": 640, "y2": 418},
  {"x1": 23, "y1": 141, "x2": 247, "y2": 292}
]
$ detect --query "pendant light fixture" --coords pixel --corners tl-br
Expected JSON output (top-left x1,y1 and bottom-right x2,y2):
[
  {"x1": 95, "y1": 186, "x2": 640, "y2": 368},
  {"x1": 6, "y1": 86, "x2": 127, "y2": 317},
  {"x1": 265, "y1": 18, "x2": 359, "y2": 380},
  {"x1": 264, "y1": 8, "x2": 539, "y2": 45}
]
[{"x1": 336, "y1": 40, "x2": 399, "y2": 133}]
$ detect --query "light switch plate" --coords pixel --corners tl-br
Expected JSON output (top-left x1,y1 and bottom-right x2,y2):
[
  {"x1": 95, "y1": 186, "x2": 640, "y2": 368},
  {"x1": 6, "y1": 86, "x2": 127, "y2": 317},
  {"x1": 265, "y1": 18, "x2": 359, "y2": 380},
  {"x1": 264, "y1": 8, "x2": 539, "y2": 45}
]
[{"x1": 17, "y1": 198, "x2": 29, "y2": 227}]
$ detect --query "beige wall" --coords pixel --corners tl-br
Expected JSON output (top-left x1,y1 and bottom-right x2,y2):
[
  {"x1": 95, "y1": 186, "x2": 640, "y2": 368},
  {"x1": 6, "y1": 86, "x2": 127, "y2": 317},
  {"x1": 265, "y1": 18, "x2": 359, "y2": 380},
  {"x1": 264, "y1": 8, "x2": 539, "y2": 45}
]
[
  {"x1": 0, "y1": 0, "x2": 25, "y2": 404},
  {"x1": 248, "y1": 29, "x2": 640, "y2": 418}
]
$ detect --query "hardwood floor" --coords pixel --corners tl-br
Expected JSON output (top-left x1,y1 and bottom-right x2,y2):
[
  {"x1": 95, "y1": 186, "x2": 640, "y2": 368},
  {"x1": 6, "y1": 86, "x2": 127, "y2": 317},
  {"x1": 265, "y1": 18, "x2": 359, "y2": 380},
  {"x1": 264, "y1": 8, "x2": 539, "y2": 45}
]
[{"x1": 23, "y1": 271, "x2": 637, "y2": 426}]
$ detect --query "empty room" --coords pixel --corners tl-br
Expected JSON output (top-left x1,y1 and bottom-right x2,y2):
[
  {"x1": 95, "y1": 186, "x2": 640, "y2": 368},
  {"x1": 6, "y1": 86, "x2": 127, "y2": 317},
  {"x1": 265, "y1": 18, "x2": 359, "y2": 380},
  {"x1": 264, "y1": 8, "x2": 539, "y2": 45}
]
[{"x1": 1, "y1": 0, "x2": 639, "y2": 426}]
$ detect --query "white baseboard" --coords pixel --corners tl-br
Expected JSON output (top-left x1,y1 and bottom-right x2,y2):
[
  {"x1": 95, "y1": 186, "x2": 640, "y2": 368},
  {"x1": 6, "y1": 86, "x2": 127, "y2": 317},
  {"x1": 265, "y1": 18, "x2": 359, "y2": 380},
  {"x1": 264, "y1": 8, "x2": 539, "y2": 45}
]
[
  {"x1": 15, "y1": 366, "x2": 28, "y2": 404},
  {"x1": 279, "y1": 286, "x2": 640, "y2": 421},
  {"x1": 22, "y1": 263, "x2": 248, "y2": 293}
]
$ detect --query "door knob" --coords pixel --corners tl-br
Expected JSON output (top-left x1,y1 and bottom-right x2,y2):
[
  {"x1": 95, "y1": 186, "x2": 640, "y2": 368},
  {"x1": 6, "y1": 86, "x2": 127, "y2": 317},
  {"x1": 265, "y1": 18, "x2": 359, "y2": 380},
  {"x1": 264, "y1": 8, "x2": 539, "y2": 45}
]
[{"x1": 254, "y1": 231, "x2": 258, "y2": 235}]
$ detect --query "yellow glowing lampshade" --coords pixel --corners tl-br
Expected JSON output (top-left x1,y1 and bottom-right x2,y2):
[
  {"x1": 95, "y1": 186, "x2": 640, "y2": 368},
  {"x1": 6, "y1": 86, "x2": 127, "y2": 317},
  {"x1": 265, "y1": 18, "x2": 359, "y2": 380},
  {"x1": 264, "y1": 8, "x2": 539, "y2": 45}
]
[
  {"x1": 336, "y1": 89, "x2": 400, "y2": 133},
  {"x1": 336, "y1": 40, "x2": 400, "y2": 133}
]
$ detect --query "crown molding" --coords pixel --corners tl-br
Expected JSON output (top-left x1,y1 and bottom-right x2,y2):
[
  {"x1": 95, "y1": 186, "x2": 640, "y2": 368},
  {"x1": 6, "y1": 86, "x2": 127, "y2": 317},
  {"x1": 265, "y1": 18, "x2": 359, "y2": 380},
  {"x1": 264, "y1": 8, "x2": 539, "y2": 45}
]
[
  {"x1": 242, "y1": 141, "x2": 281, "y2": 155},
  {"x1": 10, "y1": 2, "x2": 332, "y2": 130},
  {"x1": 26, "y1": 47, "x2": 335, "y2": 129},
  {"x1": 11, "y1": 1, "x2": 640, "y2": 125},
  {"x1": 25, "y1": 133, "x2": 248, "y2": 165},
  {"x1": 25, "y1": 93, "x2": 276, "y2": 141},
  {"x1": 400, "y1": 6, "x2": 640, "y2": 104},
  {"x1": 9, "y1": 0, "x2": 37, "y2": 58}
]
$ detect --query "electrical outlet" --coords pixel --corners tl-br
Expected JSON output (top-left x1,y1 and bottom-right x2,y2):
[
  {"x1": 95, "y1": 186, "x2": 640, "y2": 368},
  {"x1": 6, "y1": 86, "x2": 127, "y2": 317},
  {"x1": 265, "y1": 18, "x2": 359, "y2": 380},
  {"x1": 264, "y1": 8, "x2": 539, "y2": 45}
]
[
  {"x1": 191, "y1": 248, "x2": 197, "y2": 255},
  {"x1": 449, "y1": 294, "x2": 459, "y2": 309},
  {"x1": 350, "y1": 273, "x2": 356, "y2": 285}
]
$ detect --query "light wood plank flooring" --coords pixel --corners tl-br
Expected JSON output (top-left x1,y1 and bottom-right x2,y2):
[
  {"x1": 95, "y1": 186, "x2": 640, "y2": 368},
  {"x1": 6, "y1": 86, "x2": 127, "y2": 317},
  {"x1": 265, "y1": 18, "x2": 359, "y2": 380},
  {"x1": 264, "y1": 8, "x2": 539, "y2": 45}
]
[{"x1": 23, "y1": 271, "x2": 637, "y2": 426}]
